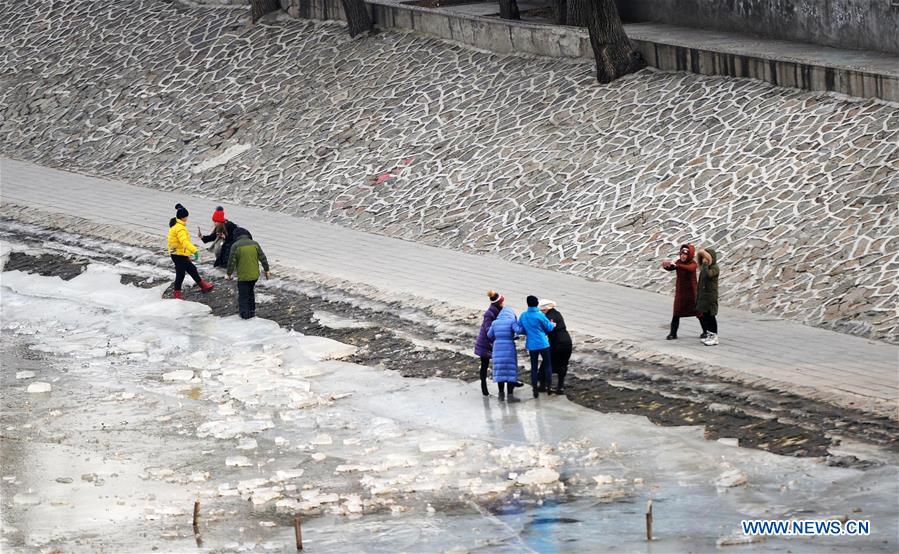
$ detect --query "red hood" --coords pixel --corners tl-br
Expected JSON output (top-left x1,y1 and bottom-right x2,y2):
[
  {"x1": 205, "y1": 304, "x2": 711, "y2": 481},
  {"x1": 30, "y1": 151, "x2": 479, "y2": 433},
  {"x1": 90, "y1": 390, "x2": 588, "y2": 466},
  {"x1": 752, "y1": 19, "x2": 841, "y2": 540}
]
[{"x1": 680, "y1": 243, "x2": 695, "y2": 262}]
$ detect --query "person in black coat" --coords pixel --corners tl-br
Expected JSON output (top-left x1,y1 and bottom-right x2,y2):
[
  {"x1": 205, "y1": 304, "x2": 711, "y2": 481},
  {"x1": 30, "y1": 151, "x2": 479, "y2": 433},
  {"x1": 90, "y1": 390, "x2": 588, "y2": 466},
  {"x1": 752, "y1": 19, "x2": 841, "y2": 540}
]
[
  {"x1": 197, "y1": 206, "x2": 252, "y2": 268},
  {"x1": 539, "y1": 299, "x2": 572, "y2": 395}
]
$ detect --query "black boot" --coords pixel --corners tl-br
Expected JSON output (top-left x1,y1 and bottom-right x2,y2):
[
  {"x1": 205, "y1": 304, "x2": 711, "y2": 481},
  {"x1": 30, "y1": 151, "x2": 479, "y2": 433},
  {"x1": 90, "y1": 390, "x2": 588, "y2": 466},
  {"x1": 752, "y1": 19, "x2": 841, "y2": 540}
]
[{"x1": 481, "y1": 379, "x2": 489, "y2": 397}]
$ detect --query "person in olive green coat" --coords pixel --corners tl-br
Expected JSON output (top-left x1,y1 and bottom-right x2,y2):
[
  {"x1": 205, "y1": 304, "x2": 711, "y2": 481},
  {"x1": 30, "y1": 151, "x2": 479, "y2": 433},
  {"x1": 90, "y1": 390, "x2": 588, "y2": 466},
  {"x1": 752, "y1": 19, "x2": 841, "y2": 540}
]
[
  {"x1": 226, "y1": 229, "x2": 271, "y2": 319},
  {"x1": 695, "y1": 247, "x2": 720, "y2": 346}
]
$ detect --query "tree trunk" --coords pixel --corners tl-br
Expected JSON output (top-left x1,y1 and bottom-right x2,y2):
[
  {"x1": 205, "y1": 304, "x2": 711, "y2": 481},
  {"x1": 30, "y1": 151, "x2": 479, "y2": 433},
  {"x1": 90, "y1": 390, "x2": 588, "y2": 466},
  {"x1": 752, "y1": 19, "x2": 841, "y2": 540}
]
[
  {"x1": 552, "y1": 0, "x2": 566, "y2": 25},
  {"x1": 586, "y1": 0, "x2": 645, "y2": 83},
  {"x1": 298, "y1": 0, "x2": 312, "y2": 19},
  {"x1": 498, "y1": 0, "x2": 520, "y2": 20},
  {"x1": 250, "y1": 0, "x2": 280, "y2": 23},
  {"x1": 340, "y1": 0, "x2": 373, "y2": 37},
  {"x1": 565, "y1": 0, "x2": 589, "y2": 27}
]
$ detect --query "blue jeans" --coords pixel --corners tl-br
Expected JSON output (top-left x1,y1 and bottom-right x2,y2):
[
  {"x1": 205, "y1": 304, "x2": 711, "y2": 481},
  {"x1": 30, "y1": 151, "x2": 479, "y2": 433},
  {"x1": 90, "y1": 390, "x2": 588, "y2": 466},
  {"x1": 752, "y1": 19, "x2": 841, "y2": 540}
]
[{"x1": 529, "y1": 348, "x2": 552, "y2": 389}]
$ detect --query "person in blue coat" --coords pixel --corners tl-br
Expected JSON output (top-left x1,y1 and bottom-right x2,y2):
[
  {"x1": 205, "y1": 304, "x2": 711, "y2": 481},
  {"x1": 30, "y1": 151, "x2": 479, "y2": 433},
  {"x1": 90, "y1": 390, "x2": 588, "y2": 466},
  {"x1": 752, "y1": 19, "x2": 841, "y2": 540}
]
[
  {"x1": 487, "y1": 305, "x2": 523, "y2": 402},
  {"x1": 517, "y1": 295, "x2": 555, "y2": 398}
]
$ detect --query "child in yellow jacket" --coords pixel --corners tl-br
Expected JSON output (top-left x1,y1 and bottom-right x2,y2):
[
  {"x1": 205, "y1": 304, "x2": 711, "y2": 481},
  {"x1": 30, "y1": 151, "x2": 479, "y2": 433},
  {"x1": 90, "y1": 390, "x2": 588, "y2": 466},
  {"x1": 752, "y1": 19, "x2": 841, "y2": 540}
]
[{"x1": 168, "y1": 204, "x2": 214, "y2": 299}]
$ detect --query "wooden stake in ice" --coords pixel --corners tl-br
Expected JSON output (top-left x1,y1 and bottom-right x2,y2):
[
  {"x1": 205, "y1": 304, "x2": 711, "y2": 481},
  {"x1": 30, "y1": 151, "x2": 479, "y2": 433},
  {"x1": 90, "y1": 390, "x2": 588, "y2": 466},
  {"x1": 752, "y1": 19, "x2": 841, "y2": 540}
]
[
  {"x1": 193, "y1": 500, "x2": 203, "y2": 546},
  {"x1": 294, "y1": 515, "x2": 303, "y2": 550},
  {"x1": 645, "y1": 499, "x2": 653, "y2": 541},
  {"x1": 193, "y1": 500, "x2": 201, "y2": 533}
]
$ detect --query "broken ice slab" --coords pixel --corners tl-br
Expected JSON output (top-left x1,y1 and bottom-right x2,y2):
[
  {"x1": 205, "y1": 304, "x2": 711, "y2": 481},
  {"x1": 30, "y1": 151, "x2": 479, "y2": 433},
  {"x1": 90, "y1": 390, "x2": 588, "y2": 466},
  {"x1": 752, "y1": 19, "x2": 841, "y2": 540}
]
[
  {"x1": 715, "y1": 468, "x2": 748, "y2": 488},
  {"x1": 311, "y1": 433, "x2": 332, "y2": 445},
  {"x1": 274, "y1": 469, "x2": 304, "y2": 481},
  {"x1": 418, "y1": 440, "x2": 466, "y2": 453},
  {"x1": 516, "y1": 467, "x2": 560, "y2": 486},
  {"x1": 162, "y1": 369, "x2": 194, "y2": 381},
  {"x1": 196, "y1": 419, "x2": 273, "y2": 439},
  {"x1": 225, "y1": 456, "x2": 253, "y2": 467},
  {"x1": 26, "y1": 382, "x2": 52, "y2": 393},
  {"x1": 12, "y1": 493, "x2": 41, "y2": 506}
]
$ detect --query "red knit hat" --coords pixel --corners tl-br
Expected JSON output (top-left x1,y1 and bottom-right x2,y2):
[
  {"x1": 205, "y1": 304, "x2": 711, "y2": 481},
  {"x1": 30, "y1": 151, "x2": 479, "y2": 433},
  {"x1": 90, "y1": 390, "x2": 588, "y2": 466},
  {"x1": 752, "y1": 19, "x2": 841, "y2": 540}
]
[{"x1": 212, "y1": 206, "x2": 225, "y2": 223}]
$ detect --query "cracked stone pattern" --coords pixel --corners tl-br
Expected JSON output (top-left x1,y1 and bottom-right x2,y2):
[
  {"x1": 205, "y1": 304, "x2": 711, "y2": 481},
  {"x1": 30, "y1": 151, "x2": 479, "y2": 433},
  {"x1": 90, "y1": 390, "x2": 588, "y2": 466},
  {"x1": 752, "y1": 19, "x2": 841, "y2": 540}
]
[{"x1": 1, "y1": 0, "x2": 897, "y2": 343}]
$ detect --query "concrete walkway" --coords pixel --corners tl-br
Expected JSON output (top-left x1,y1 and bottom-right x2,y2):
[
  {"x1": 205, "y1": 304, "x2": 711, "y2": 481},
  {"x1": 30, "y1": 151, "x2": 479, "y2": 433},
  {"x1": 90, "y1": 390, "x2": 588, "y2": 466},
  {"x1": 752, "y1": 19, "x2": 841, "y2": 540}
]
[{"x1": 2, "y1": 157, "x2": 897, "y2": 417}]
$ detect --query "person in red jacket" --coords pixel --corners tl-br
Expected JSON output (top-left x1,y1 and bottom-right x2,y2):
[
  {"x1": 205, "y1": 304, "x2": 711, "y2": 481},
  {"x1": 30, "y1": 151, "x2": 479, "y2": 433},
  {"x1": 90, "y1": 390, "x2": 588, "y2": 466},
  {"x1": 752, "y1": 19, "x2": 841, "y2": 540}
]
[{"x1": 661, "y1": 243, "x2": 707, "y2": 340}]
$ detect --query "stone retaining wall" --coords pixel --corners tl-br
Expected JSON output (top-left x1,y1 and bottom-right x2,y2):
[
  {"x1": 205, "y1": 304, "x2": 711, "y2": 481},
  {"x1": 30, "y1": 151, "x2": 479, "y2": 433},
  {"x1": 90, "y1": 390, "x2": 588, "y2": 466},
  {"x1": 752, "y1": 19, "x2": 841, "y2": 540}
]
[
  {"x1": 2, "y1": 0, "x2": 897, "y2": 343},
  {"x1": 279, "y1": 0, "x2": 899, "y2": 102},
  {"x1": 619, "y1": 0, "x2": 899, "y2": 55}
]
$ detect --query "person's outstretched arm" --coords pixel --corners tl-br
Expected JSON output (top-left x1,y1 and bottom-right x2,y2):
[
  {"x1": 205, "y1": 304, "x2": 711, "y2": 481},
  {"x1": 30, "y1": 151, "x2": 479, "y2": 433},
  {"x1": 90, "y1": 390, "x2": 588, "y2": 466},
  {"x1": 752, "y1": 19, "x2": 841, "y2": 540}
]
[{"x1": 256, "y1": 243, "x2": 271, "y2": 279}]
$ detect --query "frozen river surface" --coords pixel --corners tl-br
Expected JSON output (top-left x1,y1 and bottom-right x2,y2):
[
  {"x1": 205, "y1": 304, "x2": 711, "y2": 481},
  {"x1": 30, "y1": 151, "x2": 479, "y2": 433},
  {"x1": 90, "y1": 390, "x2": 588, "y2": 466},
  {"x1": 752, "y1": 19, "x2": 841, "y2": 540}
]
[{"x1": 1, "y1": 243, "x2": 896, "y2": 553}]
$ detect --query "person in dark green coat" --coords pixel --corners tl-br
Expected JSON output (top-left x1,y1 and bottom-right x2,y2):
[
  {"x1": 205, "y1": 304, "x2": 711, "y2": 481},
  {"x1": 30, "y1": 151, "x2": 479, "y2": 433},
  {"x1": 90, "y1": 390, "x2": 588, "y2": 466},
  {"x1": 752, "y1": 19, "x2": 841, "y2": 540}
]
[
  {"x1": 695, "y1": 247, "x2": 719, "y2": 346},
  {"x1": 226, "y1": 229, "x2": 271, "y2": 319}
]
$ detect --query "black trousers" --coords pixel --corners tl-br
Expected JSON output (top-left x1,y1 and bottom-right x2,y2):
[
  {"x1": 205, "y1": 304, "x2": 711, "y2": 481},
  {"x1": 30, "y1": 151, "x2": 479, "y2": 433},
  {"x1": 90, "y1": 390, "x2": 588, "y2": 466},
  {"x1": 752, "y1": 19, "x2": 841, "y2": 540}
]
[
  {"x1": 552, "y1": 348, "x2": 571, "y2": 389},
  {"x1": 479, "y1": 356, "x2": 490, "y2": 395},
  {"x1": 539, "y1": 348, "x2": 571, "y2": 389},
  {"x1": 671, "y1": 315, "x2": 707, "y2": 336},
  {"x1": 237, "y1": 280, "x2": 257, "y2": 319},
  {"x1": 171, "y1": 255, "x2": 201, "y2": 290},
  {"x1": 529, "y1": 348, "x2": 552, "y2": 389},
  {"x1": 700, "y1": 313, "x2": 718, "y2": 334}
]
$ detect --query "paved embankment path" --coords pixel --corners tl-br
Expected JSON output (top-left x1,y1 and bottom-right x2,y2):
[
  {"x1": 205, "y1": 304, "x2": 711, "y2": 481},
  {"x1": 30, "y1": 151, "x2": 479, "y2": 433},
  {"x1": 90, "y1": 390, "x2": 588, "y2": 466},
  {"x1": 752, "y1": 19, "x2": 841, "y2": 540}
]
[{"x1": 2, "y1": 158, "x2": 897, "y2": 418}]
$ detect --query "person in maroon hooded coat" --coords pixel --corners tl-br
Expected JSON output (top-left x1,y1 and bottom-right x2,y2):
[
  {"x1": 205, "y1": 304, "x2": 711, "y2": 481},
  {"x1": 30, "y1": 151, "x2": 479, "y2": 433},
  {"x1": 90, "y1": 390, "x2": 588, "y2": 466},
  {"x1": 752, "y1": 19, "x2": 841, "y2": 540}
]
[{"x1": 661, "y1": 243, "x2": 707, "y2": 340}]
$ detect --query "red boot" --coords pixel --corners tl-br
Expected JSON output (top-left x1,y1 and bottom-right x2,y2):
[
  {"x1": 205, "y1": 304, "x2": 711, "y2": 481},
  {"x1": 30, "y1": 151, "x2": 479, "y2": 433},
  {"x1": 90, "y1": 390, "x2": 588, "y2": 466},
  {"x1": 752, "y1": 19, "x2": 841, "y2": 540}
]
[
  {"x1": 173, "y1": 289, "x2": 183, "y2": 300},
  {"x1": 198, "y1": 279, "x2": 214, "y2": 293}
]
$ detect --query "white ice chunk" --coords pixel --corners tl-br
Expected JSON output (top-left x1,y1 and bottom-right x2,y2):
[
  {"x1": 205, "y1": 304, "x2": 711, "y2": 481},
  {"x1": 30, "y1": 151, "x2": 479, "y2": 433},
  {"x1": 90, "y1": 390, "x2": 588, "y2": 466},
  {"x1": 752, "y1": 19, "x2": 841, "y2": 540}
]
[
  {"x1": 419, "y1": 440, "x2": 465, "y2": 453},
  {"x1": 295, "y1": 336, "x2": 357, "y2": 361},
  {"x1": 312, "y1": 311, "x2": 376, "y2": 330},
  {"x1": 275, "y1": 469, "x2": 304, "y2": 481},
  {"x1": 237, "y1": 438, "x2": 258, "y2": 450},
  {"x1": 112, "y1": 339, "x2": 146, "y2": 354},
  {"x1": 162, "y1": 370, "x2": 194, "y2": 382},
  {"x1": 197, "y1": 419, "x2": 273, "y2": 439},
  {"x1": 311, "y1": 434, "x2": 332, "y2": 446},
  {"x1": 12, "y1": 493, "x2": 41, "y2": 506},
  {"x1": 238, "y1": 478, "x2": 270, "y2": 493},
  {"x1": 26, "y1": 382, "x2": 51, "y2": 393},
  {"x1": 716, "y1": 469, "x2": 748, "y2": 488},
  {"x1": 15, "y1": 371, "x2": 35, "y2": 380},
  {"x1": 517, "y1": 468, "x2": 560, "y2": 486},
  {"x1": 275, "y1": 498, "x2": 301, "y2": 511},
  {"x1": 251, "y1": 488, "x2": 281, "y2": 505},
  {"x1": 301, "y1": 489, "x2": 339, "y2": 504},
  {"x1": 226, "y1": 456, "x2": 253, "y2": 467}
]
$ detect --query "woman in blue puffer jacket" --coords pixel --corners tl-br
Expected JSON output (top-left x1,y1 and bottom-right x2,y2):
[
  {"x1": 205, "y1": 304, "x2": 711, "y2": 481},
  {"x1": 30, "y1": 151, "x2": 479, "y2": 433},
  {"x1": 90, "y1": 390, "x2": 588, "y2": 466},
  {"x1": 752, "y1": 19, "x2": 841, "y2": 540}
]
[{"x1": 487, "y1": 305, "x2": 523, "y2": 402}]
